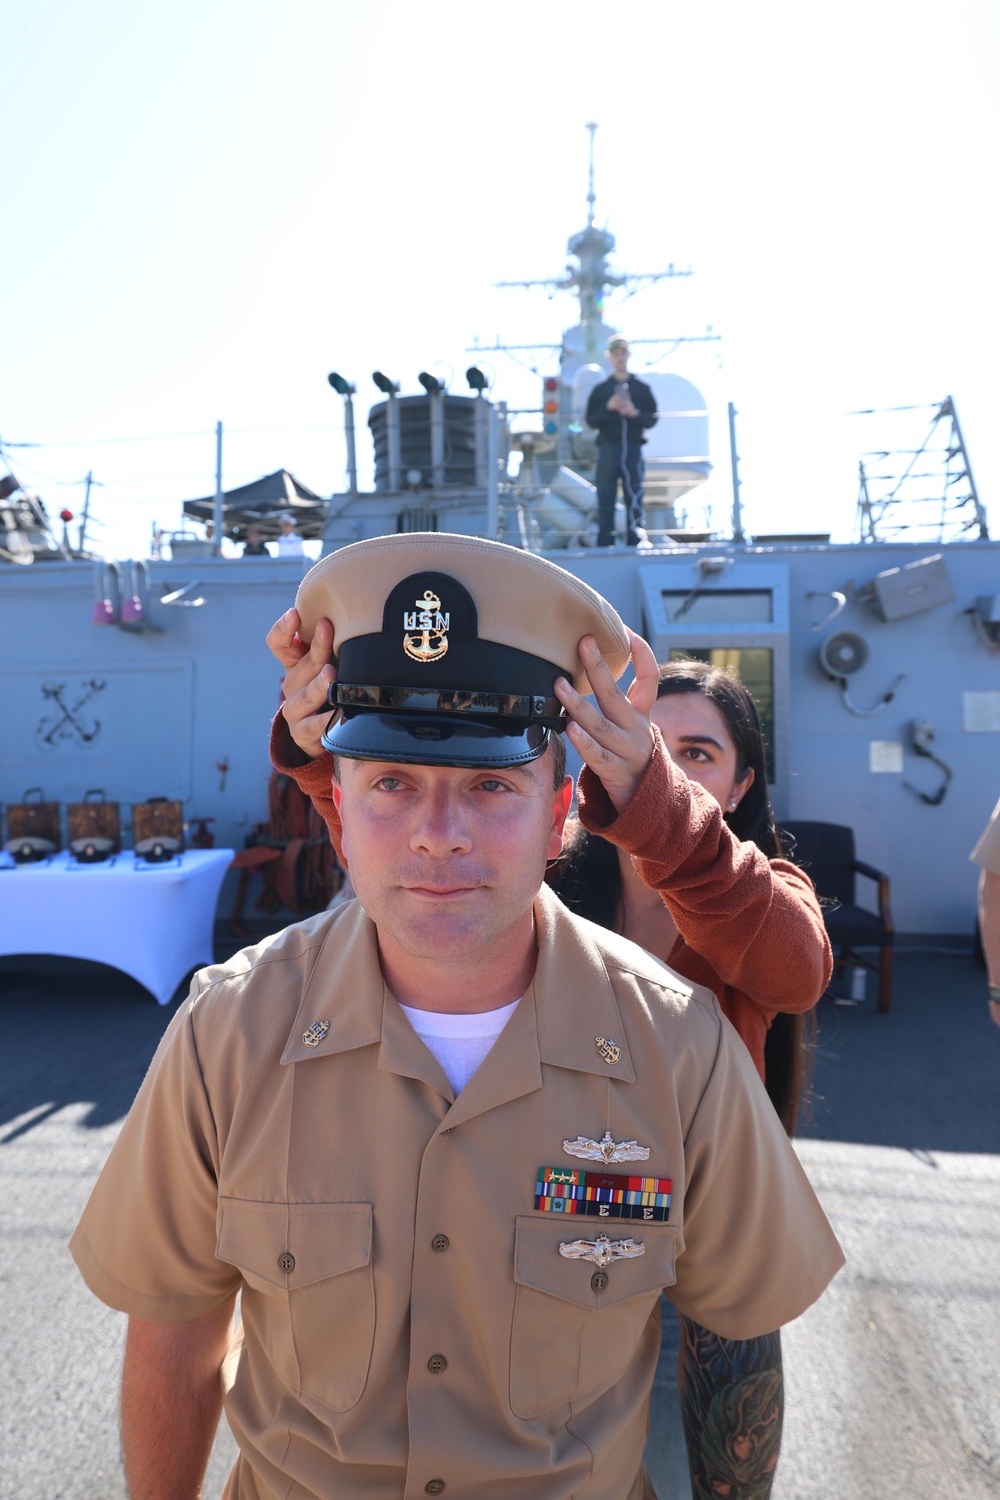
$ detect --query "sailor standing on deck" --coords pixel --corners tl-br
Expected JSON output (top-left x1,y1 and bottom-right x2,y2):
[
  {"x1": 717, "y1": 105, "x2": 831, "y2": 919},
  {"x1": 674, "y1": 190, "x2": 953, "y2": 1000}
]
[
  {"x1": 274, "y1": 510, "x2": 306, "y2": 557},
  {"x1": 70, "y1": 534, "x2": 843, "y2": 1500},
  {"x1": 585, "y1": 335, "x2": 658, "y2": 547}
]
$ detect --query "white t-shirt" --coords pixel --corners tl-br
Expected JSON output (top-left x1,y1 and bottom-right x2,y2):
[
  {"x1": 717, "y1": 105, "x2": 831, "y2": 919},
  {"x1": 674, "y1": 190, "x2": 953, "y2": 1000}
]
[
  {"x1": 398, "y1": 999, "x2": 521, "y2": 1094},
  {"x1": 275, "y1": 532, "x2": 305, "y2": 557}
]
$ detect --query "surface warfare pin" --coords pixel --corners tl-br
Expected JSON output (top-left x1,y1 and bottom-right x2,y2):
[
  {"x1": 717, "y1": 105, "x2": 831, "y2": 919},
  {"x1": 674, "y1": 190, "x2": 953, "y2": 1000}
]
[
  {"x1": 558, "y1": 1234, "x2": 645, "y2": 1269},
  {"x1": 302, "y1": 1020, "x2": 331, "y2": 1048},
  {"x1": 563, "y1": 1130, "x2": 650, "y2": 1165}
]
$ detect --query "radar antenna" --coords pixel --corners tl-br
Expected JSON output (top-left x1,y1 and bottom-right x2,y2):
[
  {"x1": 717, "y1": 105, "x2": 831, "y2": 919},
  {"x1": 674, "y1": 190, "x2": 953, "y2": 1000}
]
[
  {"x1": 853, "y1": 396, "x2": 988, "y2": 543},
  {"x1": 585, "y1": 120, "x2": 597, "y2": 229},
  {"x1": 482, "y1": 123, "x2": 714, "y2": 368}
]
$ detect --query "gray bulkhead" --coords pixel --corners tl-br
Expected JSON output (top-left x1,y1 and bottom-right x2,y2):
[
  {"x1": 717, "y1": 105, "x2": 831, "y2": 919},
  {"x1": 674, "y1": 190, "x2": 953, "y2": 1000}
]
[
  {"x1": 0, "y1": 556, "x2": 315, "y2": 914},
  {"x1": 1, "y1": 537, "x2": 997, "y2": 940},
  {"x1": 560, "y1": 537, "x2": 1000, "y2": 940}
]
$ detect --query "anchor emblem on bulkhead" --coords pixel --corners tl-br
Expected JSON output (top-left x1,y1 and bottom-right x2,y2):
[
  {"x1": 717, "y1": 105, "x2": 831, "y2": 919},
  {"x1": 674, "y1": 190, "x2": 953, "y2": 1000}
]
[{"x1": 403, "y1": 589, "x2": 450, "y2": 664}]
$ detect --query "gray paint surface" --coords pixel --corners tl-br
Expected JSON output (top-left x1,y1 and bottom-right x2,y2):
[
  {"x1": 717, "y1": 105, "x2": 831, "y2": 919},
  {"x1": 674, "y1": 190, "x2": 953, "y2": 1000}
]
[
  {"x1": 2, "y1": 949, "x2": 997, "y2": 1499},
  {"x1": 2, "y1": 539, "x2": 998, "y2": 935}
]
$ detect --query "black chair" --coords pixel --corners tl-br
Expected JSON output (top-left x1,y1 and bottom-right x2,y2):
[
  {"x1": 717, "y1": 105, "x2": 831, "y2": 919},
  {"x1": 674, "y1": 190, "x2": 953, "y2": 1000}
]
[{"x1": 781, "y1": 821, "x2": 895, "y2": 1013}]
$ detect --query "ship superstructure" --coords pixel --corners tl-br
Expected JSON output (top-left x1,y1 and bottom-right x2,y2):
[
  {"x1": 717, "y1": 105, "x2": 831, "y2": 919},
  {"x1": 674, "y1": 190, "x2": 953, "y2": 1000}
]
[{"x1": 0, "y1": 130, "x2": 997, "y2": 944}]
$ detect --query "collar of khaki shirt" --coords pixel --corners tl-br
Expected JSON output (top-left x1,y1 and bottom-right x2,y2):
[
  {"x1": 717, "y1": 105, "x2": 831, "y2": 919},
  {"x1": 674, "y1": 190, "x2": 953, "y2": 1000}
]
[{"x1": 279, "y1": 884, "x2": 652, "y2": 1123}]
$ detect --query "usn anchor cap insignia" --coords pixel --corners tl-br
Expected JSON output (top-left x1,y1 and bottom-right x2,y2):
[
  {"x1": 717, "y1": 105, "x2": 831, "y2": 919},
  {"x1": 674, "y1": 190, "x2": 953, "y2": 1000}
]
[
  {"x1": 595, "y1": 1036, "x2": 621, "y2": 1066},
  {"x1": 563, "y1": 1130, "x2": 650, "y2": 1165},
  {"x1": 558, "y1": 1234, "x2": 646, "y2": 1269},
  {"x1": 302, "y1": 1020, "x2": 331, "y2": 1048},
  {"x1": 402, "y1": 588, "x2": 450, "y2": 664}
]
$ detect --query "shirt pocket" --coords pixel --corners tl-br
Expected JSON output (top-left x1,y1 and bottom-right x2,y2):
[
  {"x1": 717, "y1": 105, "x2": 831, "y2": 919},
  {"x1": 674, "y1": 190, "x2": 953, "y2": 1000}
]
[
  {"x1": 509, "y1": 1214, "x2": 677, "y2": 1420},
  {"x1": 217, "y1": 1198, "x2": 374, "y2": 1415}
]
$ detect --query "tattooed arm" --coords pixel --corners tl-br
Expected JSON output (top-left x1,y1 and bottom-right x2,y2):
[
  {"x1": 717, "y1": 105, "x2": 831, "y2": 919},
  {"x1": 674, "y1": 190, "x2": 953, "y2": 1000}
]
[{"x1": 677, "y1": 1314, "x2": 784, "y2": 1499}]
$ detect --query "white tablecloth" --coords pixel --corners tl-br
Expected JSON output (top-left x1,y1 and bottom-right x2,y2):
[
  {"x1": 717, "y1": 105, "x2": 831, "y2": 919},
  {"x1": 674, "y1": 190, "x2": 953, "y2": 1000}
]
[{"x1": 0, "y1": 849, "x2": 234, "y2": 1004}]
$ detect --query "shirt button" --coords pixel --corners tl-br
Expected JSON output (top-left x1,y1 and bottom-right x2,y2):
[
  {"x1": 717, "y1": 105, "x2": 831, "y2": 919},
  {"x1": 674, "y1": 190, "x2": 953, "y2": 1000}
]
[
  {"x1": 277, "y1": 1252, "x2": 295, "y2": 1273},
  {"x1": 425, "y1": 1481, "x2": 445, "y2": 1495},
  {"x1": 431, "y1": 1234, "x2": 450, "y2": 1253},
  {"x1": 427, "y1": 1353, "x2": 447, "y2": 1374},
  {"x1": 591, "y1": 1270, "x2": 609, "y2": 1293}
]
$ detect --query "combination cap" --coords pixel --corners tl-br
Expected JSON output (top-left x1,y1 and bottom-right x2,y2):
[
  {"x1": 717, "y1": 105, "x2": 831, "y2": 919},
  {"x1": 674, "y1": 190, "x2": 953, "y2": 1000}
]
[{"x1": 294, "y1": 533, "x2": 630, "y2": 768}]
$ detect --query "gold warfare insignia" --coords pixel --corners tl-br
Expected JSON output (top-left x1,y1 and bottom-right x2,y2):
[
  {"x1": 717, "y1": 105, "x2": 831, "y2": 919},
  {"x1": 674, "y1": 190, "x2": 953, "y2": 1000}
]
[
  {"x1": 595, "y1": 1036, "x2": 621, "y2": 1066},
  {"x1": 403, "y1": 589, "x2": 450, "y2": 664},
  {"x1": 302, "y1": 1020, "x2": 331, "y2": 1048}
]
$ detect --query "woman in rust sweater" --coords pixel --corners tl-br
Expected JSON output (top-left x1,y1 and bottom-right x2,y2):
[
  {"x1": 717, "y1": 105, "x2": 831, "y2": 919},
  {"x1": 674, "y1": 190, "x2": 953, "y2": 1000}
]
[
  {"x1": 558, "y1": 657, "x2": 828, "y2": 1132},
  {"x1": 551, "y1": 646, "x2": 830, "y2": 1500},
  {"x1": 266, "y1": 614, "x2": 831, "y2": 1500}
]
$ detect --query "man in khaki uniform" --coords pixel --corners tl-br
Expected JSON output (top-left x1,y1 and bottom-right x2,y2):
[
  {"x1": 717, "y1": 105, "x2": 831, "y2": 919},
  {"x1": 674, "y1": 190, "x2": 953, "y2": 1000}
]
[
  {"x1": 971, "y1": 795, "x2": 1000, "y2": 1027},
  {"x1": 71, "y1": 534, "x2": 844, "y2": 1500}
]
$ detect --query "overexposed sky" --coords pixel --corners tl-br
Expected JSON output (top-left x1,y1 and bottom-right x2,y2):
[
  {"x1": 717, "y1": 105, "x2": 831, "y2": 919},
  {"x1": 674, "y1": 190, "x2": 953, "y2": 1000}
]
[{"x1": 2, "y1": 0, "x2": 997, "y2": 556}]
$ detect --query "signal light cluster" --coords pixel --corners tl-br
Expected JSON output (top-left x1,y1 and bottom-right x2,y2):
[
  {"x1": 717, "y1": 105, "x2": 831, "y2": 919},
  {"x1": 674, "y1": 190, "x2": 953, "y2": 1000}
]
[{"x1": 543, "y1": 376, "x2": 559, "y2": 436}]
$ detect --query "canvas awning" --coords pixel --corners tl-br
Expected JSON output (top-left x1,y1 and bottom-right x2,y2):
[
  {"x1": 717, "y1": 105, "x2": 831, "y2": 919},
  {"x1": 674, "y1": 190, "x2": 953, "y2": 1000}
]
[{"x1": 181, "y1": 470, "x2": 327, "y2": 540}]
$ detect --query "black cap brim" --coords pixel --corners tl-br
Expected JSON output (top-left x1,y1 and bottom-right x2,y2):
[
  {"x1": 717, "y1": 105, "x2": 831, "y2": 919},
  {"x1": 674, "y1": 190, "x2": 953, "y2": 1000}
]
[{"x1": 321, "y1": 712, "x2": 551, "y2": 769}]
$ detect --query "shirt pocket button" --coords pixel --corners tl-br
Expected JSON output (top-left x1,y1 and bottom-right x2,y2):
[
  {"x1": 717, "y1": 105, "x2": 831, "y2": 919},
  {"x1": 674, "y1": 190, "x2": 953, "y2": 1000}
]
[{"x1": 277, "y1": 1252, "x2": 295, "y2": 1273}]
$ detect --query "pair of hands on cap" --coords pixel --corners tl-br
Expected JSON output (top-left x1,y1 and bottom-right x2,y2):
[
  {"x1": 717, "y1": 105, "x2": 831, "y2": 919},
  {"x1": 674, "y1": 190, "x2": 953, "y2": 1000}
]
[{"x1": 265, "y1": 610, "x2": 659, "y2": 814}]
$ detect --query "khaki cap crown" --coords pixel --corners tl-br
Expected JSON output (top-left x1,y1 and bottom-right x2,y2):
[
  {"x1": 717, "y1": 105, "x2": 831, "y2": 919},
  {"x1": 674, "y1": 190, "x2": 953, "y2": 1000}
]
[{"x1": 295, "y1": 533, "x2": 630, "y2": 693}]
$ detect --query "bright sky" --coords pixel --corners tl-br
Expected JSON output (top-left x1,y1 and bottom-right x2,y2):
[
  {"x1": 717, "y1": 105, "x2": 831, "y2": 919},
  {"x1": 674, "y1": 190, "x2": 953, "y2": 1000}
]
[{"x1": 3, "y1": 0, "x2": 997, "y2": 558}]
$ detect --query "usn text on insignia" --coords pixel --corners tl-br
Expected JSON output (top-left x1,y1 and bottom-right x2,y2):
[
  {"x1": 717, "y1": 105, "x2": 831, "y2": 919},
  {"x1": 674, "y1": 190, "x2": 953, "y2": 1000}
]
[
  {"x1": 563, "y1": 1129, "x2": 651, "y2": 1164},
  {"x1": 558, "y1": 1234, "x2": 646, "y2": 1269},
  {"x1": 595, "y1": 1035, "x2": 621, "y2": 1066},
  {"x1": 302, "y1": 1020, "x2": 331, "y2": 1048},
  {"x1": 402, "y1": 589, "x2": 450, "y2": 663}
]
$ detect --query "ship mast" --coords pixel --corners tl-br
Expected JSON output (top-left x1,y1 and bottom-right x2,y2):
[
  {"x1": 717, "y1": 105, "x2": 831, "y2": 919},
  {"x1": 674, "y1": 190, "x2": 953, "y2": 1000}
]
[
  {"x1": 561, "y1": 122, "x2": 622, "y2": 365},
  {"x1": 486, "y1": 124, "x2": 712, "y2": 388},
  {"x1": 852, "y1": 396, "x2": 988, "y2": 543},
  {"x1": 470, "y1": 125, "x2": 717, "y2": 473}
]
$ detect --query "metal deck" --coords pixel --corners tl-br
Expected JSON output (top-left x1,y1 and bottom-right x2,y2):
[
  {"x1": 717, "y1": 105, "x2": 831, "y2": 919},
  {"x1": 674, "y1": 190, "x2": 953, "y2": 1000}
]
[{"x1": 1, "y1": 944, "x2": 998, "y2": 1499}]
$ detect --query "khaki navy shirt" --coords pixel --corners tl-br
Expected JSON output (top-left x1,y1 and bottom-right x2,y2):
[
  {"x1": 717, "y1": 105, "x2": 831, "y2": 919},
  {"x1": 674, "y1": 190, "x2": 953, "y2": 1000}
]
[
  {"x1": 71, "y1": 884, "x2": 844, "y2": 1500},
  {"x1": 971, "y1": 795, "x2": 1000, "y2": 875}
]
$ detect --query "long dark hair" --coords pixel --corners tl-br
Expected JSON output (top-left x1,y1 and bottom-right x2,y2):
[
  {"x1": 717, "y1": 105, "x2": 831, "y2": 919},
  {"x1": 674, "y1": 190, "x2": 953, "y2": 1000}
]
[{"x1": 549, "y1": 657, "x2": 814, "y2": 1136}]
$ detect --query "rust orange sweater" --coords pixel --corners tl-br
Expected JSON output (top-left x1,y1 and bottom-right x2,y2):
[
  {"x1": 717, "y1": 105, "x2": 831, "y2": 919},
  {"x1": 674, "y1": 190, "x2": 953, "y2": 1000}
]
[
  {"x1": 576, "y1": 728, "x2": 831, "y2": 1079},
  {"x1": 269, "y1": 718, "x2": 831, "y2": 1081}
]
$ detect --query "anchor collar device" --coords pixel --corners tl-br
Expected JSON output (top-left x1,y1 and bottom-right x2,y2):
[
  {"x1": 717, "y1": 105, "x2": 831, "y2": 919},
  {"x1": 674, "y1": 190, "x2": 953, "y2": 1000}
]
[{"x1": 294, "y1": 534, "x2": 630, "y2": 769}]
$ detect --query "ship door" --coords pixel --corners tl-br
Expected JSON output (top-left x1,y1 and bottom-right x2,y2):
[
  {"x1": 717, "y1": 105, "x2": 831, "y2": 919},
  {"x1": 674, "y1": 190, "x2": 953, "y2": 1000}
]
[{"x1": 638, "y1": 561, "x2": 790, "y2": 806}]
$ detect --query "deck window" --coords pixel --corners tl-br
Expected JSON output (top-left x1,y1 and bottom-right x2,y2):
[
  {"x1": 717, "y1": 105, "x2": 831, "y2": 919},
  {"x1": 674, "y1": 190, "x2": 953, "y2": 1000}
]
[
  {"x1": 667, "y1": 646, "x2": 775, "y2": 784},
  {"x1": 660, "y1": 589, "x2": 773, "y2": 625}
]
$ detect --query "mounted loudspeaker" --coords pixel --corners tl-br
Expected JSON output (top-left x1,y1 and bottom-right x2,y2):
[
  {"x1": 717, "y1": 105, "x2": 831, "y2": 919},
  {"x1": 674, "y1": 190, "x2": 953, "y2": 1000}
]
[{"x1": 819, "y1": 631, "x2": 870, "y2": 679}]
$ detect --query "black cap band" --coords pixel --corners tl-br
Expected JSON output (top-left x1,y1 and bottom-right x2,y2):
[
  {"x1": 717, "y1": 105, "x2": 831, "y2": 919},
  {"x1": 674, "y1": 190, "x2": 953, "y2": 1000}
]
[
  {"x1": 322, "y1": 712, "x2": 551, "y2": 768},
  {"x1": 336, "y1": 632, "x2": 568, "y2": 702},
  {"x1": 336, "y1": 683, "x2": 566, "y2": 725}
]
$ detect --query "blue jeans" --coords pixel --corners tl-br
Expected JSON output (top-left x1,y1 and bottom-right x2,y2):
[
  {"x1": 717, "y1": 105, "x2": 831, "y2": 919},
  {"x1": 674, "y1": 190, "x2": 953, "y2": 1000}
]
[{"x1": 595, "y1": 441, "x2": 645, "y2": 546}]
